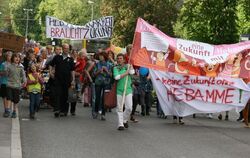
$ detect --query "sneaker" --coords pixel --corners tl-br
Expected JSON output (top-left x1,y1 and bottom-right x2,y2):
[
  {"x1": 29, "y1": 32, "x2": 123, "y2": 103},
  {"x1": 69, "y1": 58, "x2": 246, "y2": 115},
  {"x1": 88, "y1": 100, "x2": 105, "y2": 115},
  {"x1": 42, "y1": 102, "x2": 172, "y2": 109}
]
[
  {"x1": 101, "y1": 115, "x2": 106, "y2": 121},
  {"x1": 237, "y1": 117, "x2": 243, "y2": 122},
  {"x1": 71, "y1": 113, "x2": 76, "y2": 116},
  {"x1": 117, "y1": 126, "x2": 125, "y2": 131},
  {"x1": 207, "y1": 113, "x2": 213, "y2": 119},
  {"x1": 130, "y1": 117, "x2": 139, "y2": 123},
  {"x1": 123, "y1": 122, "x2": 129, "y2": 128},
  {"x1": 3, "y1": 111, "x2": 10, "y2": 118},
  {"x1": 179, "y1": 120, "x2": 185, "y2": 125},
  {"x1": 11, "y1": 112, "x2": 17, "y2": 118}
]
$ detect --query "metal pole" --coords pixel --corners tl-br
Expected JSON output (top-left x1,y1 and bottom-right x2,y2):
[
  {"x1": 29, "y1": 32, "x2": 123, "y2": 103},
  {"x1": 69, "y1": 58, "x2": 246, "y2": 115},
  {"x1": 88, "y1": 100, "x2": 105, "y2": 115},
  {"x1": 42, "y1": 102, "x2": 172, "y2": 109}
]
[
  {"x1": 91, "y1": 4, "x2": 94, "y2": 21},
  {"x1": 88, "y1": 1, "x2": 94, "y2": 21},
  {"x1": 23, "y1": 9, "x2": 33, "y2": 38},
  {"x1": 25, "y1": 10, "x2": 28, "y2": 38}
]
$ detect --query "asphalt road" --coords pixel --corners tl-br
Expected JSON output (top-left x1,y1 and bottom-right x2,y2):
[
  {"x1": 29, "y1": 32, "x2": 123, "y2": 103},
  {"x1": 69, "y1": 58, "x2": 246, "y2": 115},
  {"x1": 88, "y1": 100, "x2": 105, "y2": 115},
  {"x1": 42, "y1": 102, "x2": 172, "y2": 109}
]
[{"x1": 19, "y1": 99, "x2": 250, "y2": 158}]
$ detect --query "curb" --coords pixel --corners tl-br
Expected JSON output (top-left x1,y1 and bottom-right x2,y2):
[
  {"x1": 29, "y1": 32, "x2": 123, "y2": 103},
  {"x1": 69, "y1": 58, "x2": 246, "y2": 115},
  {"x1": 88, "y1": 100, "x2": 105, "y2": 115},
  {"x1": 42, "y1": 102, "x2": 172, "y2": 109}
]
[{"x1": 11, "y1": 109, "x2": 22, "y2": 158}]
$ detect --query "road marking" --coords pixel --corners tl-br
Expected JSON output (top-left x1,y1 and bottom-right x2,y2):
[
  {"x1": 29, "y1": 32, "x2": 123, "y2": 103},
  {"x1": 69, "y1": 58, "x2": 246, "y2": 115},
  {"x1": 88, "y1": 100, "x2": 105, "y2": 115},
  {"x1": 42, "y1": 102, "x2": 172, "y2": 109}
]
[{"x1": 11, "y1": 109, "x2": 22, "y2": 158}]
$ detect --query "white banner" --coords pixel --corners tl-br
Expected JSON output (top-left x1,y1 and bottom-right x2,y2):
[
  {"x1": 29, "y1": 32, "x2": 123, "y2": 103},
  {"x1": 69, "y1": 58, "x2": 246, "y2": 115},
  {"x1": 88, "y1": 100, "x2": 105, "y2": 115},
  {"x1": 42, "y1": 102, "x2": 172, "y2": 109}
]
[
  {"x1": 150, "y1": 70, "x2": 250, "y2": 117},
  {"x1": 176, "y1": 39, "x2": 228, "y2": 64},
  {"x1": 46, "y1": 16, "x2": 113, "y2": 40}
]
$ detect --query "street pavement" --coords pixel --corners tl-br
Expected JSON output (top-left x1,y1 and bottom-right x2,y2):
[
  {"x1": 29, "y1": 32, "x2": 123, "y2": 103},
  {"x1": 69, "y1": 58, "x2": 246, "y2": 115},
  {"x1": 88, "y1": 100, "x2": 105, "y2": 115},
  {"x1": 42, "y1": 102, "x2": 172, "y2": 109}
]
[
  {"x1": 0, "y1": 107, "x2": 11, "y2": 158},
  {"x1": 17, "y1": 99, "x2": 250, "y2": 158}
]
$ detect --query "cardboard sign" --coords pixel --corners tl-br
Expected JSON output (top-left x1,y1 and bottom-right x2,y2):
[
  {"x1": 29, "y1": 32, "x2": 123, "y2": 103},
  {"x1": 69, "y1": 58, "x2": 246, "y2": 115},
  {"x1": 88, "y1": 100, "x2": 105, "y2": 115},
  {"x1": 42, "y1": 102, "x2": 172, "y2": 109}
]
[{"x1": 0, "y1": 32, "x2": 25, "y2": 52}]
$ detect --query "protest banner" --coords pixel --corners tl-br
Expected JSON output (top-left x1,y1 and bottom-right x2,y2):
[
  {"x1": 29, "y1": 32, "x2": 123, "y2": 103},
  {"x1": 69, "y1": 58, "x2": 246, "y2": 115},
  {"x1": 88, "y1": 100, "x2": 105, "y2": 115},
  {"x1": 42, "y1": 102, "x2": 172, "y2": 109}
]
[
  {"x1": 46, "y1": 16, "x2": 113, "y2": 40},
  {"x1": 131, "y1": 18, "x2": 250, "y2": 80},
  {"x1": 130, "y1": 18, "x2": 250, "y2": 117},
  {"x1": 150, "y1": 70, "x2": 250, "y2": 117},
  {"x1": 0, "y1": 32, "x2": 25, "y2": 52}
]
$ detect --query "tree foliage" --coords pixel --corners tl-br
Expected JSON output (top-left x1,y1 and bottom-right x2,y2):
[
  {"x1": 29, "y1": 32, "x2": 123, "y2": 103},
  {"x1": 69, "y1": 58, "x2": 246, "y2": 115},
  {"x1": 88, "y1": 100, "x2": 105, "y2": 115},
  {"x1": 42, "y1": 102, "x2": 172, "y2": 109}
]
[
  {"x1": 0, "y1": 0, "x2": 11, "y2": 32},
  {"x1": 237, "y1": 0, "x2": 250, "y2": 35},
  {"x1": 174, "y1": 0, "x2": 239, "y2": 44},
  {"x1": 100, "y1": 0, "x2": 179, "y2": 46},
  {"x1": 5, "y1": 0, "x2": 249, "y2": 45},
  {"x1": 9, "y1": 0, "x2": 42, "y2": 40}
]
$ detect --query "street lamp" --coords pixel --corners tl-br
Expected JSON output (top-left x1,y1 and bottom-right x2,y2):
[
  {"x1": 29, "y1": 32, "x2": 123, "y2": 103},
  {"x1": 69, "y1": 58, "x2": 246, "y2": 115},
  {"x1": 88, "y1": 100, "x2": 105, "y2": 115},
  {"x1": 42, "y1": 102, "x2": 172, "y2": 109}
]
[
  {"x1": 23, "y1": 8, "x2": 33, "y2": 38},
  {"x1": 88, "y1": 0, "x2": 94, "y2": 21}
]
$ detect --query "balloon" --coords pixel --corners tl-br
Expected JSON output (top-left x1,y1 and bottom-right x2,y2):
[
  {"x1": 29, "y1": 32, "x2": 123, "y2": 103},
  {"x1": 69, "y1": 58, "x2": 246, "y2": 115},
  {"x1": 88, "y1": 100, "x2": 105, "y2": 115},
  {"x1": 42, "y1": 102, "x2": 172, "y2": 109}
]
[{"x1": 139, "y1": 67, "x2": 149, "y2": 76}]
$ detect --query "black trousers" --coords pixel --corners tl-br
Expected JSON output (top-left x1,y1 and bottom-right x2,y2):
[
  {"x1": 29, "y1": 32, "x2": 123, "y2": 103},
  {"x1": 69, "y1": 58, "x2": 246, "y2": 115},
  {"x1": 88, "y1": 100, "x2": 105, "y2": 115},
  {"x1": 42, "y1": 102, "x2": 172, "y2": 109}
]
[
  {"x1": 70, "y1": 102, "x2": 76, "y2": 114},
  {"x1": 48, "y1": 78, "x2": 56, "y2": 108},
  {"x1": 54, "y1": 82, "x2": 70, "y2": 114},
  {"x1": 131, "y1": 93, "x2": 140, "y2": 115},
  {"x1": 95, "y1": 84, "x2": 106, "y2": 115},
  {"x1": 140, "y1": 91, "x2": 152, "y2": 115}
]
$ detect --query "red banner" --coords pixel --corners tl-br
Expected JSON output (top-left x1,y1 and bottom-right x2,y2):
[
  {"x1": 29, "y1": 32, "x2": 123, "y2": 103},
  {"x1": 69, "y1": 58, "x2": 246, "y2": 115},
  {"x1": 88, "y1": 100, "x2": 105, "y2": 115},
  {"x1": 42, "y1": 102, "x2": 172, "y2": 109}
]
[{"x1": 131, "y1": 18, "x2": 250, "y2": 81}]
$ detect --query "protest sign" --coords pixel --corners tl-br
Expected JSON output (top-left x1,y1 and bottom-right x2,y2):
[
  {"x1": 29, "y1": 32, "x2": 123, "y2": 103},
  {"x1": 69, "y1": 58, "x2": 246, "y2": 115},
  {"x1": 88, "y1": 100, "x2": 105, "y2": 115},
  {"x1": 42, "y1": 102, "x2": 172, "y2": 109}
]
[
  {"x1": 46, "y1": 16, "x2": 113, "y2": 40},
  {"x1": 0, "y1": 32, "x2": 25, "y2": 52},
  {"x1": 131, "y1": 18, "x2": 250, "y2": 80},
  {"x1": 150, "y1": 70, "x2": 250, "y2": 116},
  {"x1": 131, "y1": 18, "x2": 250, "y2": 117}
]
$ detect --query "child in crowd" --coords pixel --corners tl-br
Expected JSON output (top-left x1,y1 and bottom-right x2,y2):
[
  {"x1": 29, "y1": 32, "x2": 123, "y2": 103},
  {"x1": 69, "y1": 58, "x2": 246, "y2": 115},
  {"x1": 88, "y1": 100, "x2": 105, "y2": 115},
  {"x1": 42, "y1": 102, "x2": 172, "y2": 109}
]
[
  {"x1": 0, "y1": 51, "x2": 12, "y2": 117},
  {"x1": 6, "y1": 53, "x2": 27, "y2": 118},
  {"x1": 26, "y1": 63, "x2": 43, "y2": 119}
]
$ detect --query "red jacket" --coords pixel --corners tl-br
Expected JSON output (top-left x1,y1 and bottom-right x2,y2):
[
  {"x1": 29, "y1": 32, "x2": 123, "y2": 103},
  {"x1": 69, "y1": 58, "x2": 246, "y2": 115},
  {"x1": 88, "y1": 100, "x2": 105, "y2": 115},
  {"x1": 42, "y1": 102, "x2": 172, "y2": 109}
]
[{"x1": 75, "y1": 57, "x2": 86, "y2": 73}]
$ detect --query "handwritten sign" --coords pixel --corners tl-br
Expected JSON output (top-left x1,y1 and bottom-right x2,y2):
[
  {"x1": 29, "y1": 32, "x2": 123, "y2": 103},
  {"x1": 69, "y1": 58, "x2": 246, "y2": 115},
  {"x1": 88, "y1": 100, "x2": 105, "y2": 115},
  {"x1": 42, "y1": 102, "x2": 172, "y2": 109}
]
[
  {"x1": 0, "y1": 32, "x2": 25, "y2": 52},
  {"x1": 150, "y1": 69, "x2": 250, "y2": 116},
  {"x1": 46, "y1": 16, "x2": 113, "y2": 40}
]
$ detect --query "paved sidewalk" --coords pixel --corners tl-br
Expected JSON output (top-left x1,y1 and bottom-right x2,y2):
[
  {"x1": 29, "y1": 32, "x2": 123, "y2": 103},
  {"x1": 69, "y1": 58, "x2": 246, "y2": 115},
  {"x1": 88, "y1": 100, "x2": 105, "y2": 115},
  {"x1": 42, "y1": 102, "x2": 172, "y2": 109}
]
[
  {"x1": 0, "y1": 107, "x2": 11, "y2": 158},
  {"x1": 0, "y1": 103, "x2": 22, "y2": 158}
]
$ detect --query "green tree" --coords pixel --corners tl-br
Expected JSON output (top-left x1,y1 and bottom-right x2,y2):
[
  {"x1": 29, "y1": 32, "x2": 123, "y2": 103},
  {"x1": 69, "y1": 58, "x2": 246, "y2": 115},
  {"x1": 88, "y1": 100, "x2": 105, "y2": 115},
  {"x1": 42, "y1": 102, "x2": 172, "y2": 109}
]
[
  {"x1": 0, "y1": 0, "x2": 11, "y2": 32},
  {"x1": 237, "y1": 0, "x2": 250, "y2": 35},
  {"x1": 10, "y1": 0, "x2": 42, "y2": 40},
  {"x1": 174, "y1": 0, "x2": 239, "y2": 44},
  {"x1": 101, "y1": 0, "x2": 179, "y2": 46}
]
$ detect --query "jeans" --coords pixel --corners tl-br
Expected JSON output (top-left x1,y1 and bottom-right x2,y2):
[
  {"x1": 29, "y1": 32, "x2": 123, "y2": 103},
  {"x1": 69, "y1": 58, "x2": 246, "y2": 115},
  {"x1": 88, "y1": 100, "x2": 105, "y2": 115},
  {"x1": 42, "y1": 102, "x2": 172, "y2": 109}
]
[
  {"x1": 29, "y1": 92, "x2": 41, "y2": 114},
  {"x1": 95, "y1": 84, "x2": 106, "y2": 115},
  {"x1": 91, "y1": 83, "x2": 96, "y2": 116}
]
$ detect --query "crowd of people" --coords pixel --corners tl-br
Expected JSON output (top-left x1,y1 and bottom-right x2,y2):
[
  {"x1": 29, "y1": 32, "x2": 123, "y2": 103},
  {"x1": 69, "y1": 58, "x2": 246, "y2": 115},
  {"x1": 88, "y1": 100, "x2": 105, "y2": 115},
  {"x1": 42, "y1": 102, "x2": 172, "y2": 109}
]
[{"x1": 0, "y1": 41, "x2": 249, "y2": 130}]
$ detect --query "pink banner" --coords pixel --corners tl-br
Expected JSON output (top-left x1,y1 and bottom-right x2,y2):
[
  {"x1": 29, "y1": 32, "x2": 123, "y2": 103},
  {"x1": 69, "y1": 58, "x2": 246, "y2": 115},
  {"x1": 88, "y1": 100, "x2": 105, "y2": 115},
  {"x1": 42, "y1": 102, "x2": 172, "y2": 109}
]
[{"x1": 131, "y1": 18, "x2": 250, "y2": 81}]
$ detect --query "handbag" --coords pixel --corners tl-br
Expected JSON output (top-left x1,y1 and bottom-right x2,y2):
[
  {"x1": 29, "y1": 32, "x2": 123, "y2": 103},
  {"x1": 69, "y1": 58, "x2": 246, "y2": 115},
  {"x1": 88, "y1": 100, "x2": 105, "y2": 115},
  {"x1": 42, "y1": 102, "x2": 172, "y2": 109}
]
[
  {"x1": 68, "y1": 87, "x2": 78, "y2": 103},
  {"x1": 104, "y1": 82, "x2": 117, "y2": 109}
]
